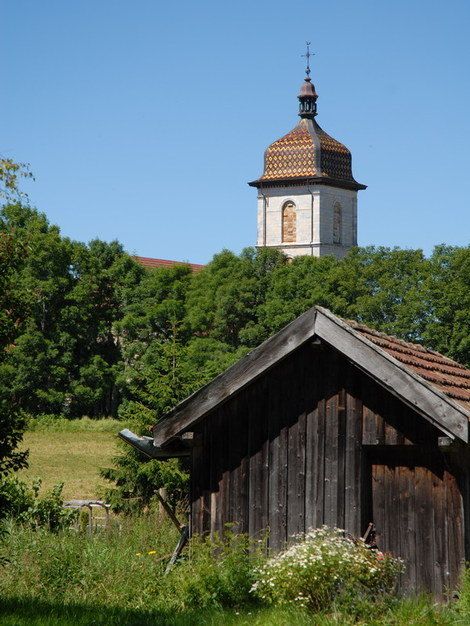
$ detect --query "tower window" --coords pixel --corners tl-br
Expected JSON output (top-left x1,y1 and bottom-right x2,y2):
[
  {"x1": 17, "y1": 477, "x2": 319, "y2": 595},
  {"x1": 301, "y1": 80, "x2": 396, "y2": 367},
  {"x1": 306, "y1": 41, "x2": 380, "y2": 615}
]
[
  {"x1": 282, "y1": 201, "x2": 296, "y2": 243},
  {"x1": 333, "y1": 202, "x2": 342, "y2": 244}
]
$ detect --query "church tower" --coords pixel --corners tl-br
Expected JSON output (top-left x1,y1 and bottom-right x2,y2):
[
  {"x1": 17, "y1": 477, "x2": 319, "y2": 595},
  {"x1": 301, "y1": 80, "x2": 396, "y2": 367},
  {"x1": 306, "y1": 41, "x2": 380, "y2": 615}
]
[{"x1": 249, "y1": 54, "x2": 366, "y2": 260}]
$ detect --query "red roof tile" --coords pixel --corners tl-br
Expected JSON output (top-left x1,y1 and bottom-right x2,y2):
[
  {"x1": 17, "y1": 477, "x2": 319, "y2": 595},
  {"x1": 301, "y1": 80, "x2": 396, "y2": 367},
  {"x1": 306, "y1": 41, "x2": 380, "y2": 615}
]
[
  {"x1": 347, "y1": 322, "x2": 470, "y2": 413},
  {"x1": 133, "y1": 256, "x2": 205, "y2": 273}
]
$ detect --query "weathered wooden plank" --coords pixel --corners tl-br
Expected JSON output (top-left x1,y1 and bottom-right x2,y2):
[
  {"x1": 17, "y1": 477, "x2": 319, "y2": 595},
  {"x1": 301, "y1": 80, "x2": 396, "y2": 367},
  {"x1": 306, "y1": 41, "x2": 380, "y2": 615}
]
[
  {"x1": 236, "y1": 398, "x2": 250, "y2": 535},
  {"x1": 276, "y1": 358, "x2": 291, "y2": 546},
  {"x1": 383, "y1": 392, "x2": 399, "y2": 445},
  {"x1": 286, "y1": 350, "x2": 307, "y2": 539},
  {"x1": 336, "y1": 386, "x2": 346, "y2": 530},
  {"x1": 297, "y1": 409, "x2": 306, "y2": 535},
  {"x1": 461, "y1": 448, "x2": 470, "y2": 566},
  {"x1": 446, "y1": 468, "x2": 464, "y2": 594},
  {"x1": 314, "y1": 389, "x2": 326, "y2": 528},
  {"x1": 209, "y1": 413, "x2": 219, "y2": 538},
  {"x1": 202, "y1": 420, "x2": 212, "y2": 536},
  {"x1": 267, "y1": 362, "x2": 285, "y2": 551},
  {"x1": 323, "y1": 350, "x2": 339, "y2": 527},
  {"x1": 218, "y1": 404, "x2": 230, "y2": 536},
  {"x1": 361, "y1": 375, "x2": 379, "y2": 446},
  {"x1": 228, "y1": 395, "x2": 241, "y2": 529},
  {"x1": 315, "y1": 310, "x2": 468, "y2": 442},
  {"x1": 374, "y1": 391, "x2": 386, "y2": 446},
  {"x1": 305, "y1": 351, "x2": 320, "y2": 530},
  {"x1": 344, "y1": 364, "x2": 362, "y2": 536},
  {"x1": 415, "y1": 466, "x2": 435, "y2": 593},
  {"x1": 248, "y1": 377, "x2": 268, "y2": 539},
  {"x1": 190, "y1": 434, "x2": 204, "y2": 536},
  {"x1": 399, "y1": 464, "x2": 416, "y2": 593},
  {"x1": 431, "y1": 462, "x2": 448, "y2": 598},
  {"x1": 371, "y1": 464, "x2": 386, "y2": 552},
  {"x1": 387, "y1": 465, "x2": 400, "y2": 582}
]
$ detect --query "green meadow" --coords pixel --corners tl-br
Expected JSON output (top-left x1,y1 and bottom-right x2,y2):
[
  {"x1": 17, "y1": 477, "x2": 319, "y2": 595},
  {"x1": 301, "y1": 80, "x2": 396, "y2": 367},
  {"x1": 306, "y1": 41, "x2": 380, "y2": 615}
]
[{"x1": 18, "y1": 423, "x2": 120, "y2": 501}]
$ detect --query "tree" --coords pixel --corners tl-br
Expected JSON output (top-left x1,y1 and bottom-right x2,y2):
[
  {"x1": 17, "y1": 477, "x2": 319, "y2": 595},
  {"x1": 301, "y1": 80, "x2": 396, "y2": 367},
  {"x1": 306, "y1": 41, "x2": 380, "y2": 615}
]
[
  {"x1": 0, "y1": 158, "x2": 33, "y2": 204},
  {"x1": 186, "y1": 247, "x2": 286, "y2": 348},
  {"x1": 0, "y1": 229, "x2": 28, "y2": 480},
  {"x1": 0, "y1": 204, "x2": 144, "y2": 419},
  {"x1": 0, "y1": 160, "x2": 32, "y2": 490},
  {"x1": 420, "y1": 245, "x2": 470, "y2": 367}
]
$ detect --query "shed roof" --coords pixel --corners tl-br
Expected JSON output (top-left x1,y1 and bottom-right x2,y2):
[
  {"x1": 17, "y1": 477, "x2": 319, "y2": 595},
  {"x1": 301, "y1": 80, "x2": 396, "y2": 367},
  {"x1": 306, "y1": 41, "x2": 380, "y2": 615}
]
[
  {"x1": 349, "y1": 322, "x2": 470, "y2": 411},
  {"x1": 152, "y1": 307, "x2": 470, "y2": 447}
]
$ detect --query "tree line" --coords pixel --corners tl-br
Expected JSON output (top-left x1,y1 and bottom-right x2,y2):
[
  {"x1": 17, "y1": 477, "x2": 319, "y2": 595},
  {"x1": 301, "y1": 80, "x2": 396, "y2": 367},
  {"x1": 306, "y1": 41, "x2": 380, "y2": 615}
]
[
  {"x1": 1, "y1": 188, "x2": 469, "y2": 510},
  {"x1": 3, "y1": 203, "x2": 469, "y2": 423}
]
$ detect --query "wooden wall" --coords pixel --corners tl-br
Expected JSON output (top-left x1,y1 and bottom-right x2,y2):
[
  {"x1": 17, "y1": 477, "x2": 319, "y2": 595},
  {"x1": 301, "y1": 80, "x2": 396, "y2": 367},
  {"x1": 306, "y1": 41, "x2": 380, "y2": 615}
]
[{"x1": 190, "y1": 341, "x2": 465, "y2": 596}]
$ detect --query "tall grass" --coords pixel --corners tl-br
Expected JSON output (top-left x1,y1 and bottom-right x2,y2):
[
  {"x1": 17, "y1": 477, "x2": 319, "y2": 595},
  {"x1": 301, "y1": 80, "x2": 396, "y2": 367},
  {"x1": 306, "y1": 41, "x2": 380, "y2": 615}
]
[{"x1": 1, "y1": 514, "x2": 469, "y2": 625}]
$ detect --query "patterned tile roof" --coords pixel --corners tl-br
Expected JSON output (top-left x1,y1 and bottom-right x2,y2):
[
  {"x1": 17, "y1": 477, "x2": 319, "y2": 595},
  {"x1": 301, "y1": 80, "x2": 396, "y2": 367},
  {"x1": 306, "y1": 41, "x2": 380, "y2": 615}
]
[
  {"x1": 348, "y1": 321, "x2": 470, "y2": 413},
  {"x1": 252, "y1": 118, "x2": 363, "y2": 189},
  {"x1": 133, "y1": 256, "x2": 204, "y2": 273}
]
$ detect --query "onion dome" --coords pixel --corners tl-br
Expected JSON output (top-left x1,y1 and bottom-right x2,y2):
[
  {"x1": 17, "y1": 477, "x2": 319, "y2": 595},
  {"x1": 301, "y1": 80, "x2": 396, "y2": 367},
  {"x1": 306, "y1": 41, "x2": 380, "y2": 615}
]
[{"x1": 249, "y1": 75, "x2": 366, "y2": 191}]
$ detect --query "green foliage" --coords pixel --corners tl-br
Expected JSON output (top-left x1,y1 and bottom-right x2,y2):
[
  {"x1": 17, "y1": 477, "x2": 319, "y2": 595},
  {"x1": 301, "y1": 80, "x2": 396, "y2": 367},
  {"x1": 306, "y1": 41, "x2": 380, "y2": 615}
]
[
  {"x1": 251, "y1": 526, "x2": 404, "y2": 616},
  {"x1": 101, "y1": 441, "x2": 189, "y2": 514},
  {"x1": 159, "y1": 530, "x2": 265, "y2": 611},
  {"x1": 0, "y1": 217, "x2": 29, "y2": 499},
  {"x1": 0, "y1": 514, "x2": 179, "y2": 607},
  {"x1": 0, "y1": 204, "x2": 144, "y2": 419},
  {"x1": 0, "y1": 477, "x2": 76, "y2": 531},
  {"x1": 0, "y1": 158, "x2": 33, "y2": 204},
  {"x1": 455, "y1": 565, "x2": 470, "y2": 617}
]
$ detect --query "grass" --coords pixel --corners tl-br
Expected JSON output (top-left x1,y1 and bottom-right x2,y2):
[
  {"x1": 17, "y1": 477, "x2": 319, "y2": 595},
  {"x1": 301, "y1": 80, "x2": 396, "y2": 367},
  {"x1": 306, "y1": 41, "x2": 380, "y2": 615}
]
[
  {"x1": 1, "y1": 515, "x2": 468, "y2": 626},
  {"x1": 17, "y1": 418, "x2": 122, "y2": 501},
  {"x1": 0, "y1": 593, "x2": 466, "y2": 625}
]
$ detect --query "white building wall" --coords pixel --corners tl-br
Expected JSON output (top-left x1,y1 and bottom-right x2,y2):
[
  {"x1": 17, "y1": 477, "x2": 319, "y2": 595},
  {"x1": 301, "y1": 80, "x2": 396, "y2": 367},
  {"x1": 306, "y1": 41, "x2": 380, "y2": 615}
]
[{"x1": 256, "y1": 184, "x2": 357, "y2": 259}]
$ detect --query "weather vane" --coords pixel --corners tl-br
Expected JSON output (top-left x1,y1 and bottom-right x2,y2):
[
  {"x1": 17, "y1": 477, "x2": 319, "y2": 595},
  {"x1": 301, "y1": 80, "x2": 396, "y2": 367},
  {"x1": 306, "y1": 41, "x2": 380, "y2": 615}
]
[{"x1": 301, "y1": 41, "x2": 314, "y2": 77}]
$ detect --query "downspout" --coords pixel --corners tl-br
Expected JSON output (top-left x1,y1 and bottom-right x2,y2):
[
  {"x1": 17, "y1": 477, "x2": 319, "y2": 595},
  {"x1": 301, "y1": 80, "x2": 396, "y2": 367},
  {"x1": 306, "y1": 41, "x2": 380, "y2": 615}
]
[
  {"x1": 119, "y1": 429, "x2": 190, "y2": 458},
  {"x1": 259, "y1": 186, "x2": 268, "y2": 246},
  {"x1": 307, "y1": 185, "x2": 315, "y2": 256}
]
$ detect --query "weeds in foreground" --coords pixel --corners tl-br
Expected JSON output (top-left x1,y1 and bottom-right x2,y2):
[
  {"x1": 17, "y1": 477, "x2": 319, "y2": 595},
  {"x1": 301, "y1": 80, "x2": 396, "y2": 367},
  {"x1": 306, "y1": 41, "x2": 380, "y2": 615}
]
[{"x1": 1, "y1": 516, "x2": 470, "y2": 625}]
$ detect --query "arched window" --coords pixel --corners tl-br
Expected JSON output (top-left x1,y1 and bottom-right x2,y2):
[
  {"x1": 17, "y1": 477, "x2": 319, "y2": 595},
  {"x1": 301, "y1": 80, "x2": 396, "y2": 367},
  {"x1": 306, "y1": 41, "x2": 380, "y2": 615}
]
[
  {"x1": 282, "y1": 201, "x2": 296, "y2": 243},
  {"x1": 333, "y1": 202, "x2": 342, "y2": 244}
]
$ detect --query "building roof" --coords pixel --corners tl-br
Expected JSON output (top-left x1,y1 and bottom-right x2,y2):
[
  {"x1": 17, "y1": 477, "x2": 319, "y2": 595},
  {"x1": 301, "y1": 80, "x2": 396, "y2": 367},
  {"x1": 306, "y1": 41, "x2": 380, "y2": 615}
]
[
  {"x1": 249, "y1": 77, "x2": 366, "y2": 191},
  {"x1": 133, "y1": 256, "x2": 204, "y2": 273},
  {"x1": 349, "y1": 322, "x2": 470, "y2": 411},
  {"x1": 151, "y1": 307, "x2": 470, "y2": 449},
  {"x1": 251, "y1": 118, "x2": 363, "y2": 189}
]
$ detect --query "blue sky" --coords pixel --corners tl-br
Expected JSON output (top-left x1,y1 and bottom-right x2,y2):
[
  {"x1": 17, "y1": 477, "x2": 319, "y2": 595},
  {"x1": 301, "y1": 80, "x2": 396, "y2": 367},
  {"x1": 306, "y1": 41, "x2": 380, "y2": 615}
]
[{"x1": 2, "y1": 0, "x2": 469, "y2": 264}]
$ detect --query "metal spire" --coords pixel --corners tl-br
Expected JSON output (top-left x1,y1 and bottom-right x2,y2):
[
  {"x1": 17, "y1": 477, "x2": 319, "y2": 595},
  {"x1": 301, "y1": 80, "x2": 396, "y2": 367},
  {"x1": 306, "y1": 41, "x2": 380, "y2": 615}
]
[{"x1": 301, "y1": 41, "x2": 314, "y2": 78}]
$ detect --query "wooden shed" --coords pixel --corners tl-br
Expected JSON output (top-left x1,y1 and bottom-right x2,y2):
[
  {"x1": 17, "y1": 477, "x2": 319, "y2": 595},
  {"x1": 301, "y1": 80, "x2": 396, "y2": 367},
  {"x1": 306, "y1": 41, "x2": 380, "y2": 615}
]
[{"x1": 124, "y1": 306, "x2": 470, "y2": 596}]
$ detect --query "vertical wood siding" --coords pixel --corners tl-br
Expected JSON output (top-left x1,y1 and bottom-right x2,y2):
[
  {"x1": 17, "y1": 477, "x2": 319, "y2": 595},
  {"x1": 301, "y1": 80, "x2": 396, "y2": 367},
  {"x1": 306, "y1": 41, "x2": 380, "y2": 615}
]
[{"x1": 190, "y1": 342, "x2": 465, "y2": 596}]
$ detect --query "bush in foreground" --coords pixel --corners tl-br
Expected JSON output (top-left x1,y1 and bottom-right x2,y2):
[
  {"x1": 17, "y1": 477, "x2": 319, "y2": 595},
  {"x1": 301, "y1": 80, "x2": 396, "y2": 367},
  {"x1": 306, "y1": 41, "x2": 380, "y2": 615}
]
[
  {"x1": 0, "y1": 477, "x2": 76, "y2": 531},
  {"x1": 251, "y1": 526, "x2": 404, "y2": 616}
]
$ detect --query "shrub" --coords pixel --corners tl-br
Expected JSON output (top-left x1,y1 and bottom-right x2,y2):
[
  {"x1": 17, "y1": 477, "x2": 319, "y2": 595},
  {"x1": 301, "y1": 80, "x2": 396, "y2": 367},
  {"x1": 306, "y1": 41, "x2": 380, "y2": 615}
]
[
  {"x1": 457, "y1": 565, "x2": 470, "y2": 617},
  {"x1": 0, "y1": 476, "x2": 77, "y2": 531},
  {"x1": 150, "y1": 529, "x2": 266, "y2": 611},
  {"x1": 251, "y1": 526, "x2": 404, "y2": 614}
]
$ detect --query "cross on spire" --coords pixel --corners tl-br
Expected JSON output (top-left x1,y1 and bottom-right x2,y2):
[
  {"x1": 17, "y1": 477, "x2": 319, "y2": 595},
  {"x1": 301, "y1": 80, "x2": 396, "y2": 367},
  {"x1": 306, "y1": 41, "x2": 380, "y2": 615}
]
[{"x1": 301, "y1": 41, "x2": 314, "y2": 78}]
